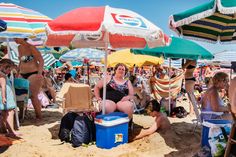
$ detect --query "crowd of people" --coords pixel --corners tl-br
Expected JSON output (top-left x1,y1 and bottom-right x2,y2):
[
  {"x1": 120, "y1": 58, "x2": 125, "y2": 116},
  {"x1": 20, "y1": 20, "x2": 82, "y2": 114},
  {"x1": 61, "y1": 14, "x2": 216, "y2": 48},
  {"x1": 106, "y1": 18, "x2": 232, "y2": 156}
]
[{"x1": 0, "y1": 39, "x2": 236, "y2": 143}]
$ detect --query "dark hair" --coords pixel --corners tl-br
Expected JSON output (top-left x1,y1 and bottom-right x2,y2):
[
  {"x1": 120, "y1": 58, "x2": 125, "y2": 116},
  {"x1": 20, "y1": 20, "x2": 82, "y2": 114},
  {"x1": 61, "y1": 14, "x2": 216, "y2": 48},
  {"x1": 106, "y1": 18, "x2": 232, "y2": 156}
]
[
  {"x1": 64, "y1": 73, "x2": 72, "y2": 81},
  {"x1": 114, "y1": 63, "x2": 128, "y2": 75},
  {"x1": 129, "y1": 75, "x2": 136, "y2": 84},
  {"x1": 150, "y1": 100, "x2": 161, "y2": 112},
  {"x1": 0, "y1": 59, "x2": 15, "y2": 69}
]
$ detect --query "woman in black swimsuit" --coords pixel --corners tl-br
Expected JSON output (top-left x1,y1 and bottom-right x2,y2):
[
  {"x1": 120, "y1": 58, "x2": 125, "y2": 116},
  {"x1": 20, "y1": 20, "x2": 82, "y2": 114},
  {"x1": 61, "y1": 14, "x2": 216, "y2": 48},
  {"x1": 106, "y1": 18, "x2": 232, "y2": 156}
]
[
  {"x1": 94, "y1": 63, "x2": 134, "y2": 119},
  {"x1": 14, "y1": 38, "x2": 44, "y2": 120},
  {"x1": 182, "y1": 59, "x2": 197, "y2": 114}
]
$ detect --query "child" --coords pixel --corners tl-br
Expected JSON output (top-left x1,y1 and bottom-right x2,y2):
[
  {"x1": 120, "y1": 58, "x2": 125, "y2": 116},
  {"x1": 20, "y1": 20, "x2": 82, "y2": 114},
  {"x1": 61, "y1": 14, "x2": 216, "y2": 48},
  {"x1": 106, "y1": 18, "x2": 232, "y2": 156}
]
[
  {"x1": 0, "y1": 59, "x2": 21, "y2": 137},
  {"x1": 133, "y1": 100, "x2": 171, "y2": 140}
]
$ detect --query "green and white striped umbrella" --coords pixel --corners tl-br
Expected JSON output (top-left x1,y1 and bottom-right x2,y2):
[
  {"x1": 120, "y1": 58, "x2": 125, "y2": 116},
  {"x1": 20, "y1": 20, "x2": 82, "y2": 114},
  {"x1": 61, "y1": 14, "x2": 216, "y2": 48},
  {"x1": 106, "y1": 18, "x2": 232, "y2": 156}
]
[{"x1": 169, "y1": 0, "x2": 236, "y2": 43}]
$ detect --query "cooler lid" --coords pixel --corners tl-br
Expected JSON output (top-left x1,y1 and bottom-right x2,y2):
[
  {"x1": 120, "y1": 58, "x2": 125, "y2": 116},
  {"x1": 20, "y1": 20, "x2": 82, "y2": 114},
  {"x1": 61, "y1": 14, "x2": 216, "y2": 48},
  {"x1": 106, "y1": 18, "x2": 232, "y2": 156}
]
[{"x1": 96, "y1": 112, "x2": 128, "y2": 121}]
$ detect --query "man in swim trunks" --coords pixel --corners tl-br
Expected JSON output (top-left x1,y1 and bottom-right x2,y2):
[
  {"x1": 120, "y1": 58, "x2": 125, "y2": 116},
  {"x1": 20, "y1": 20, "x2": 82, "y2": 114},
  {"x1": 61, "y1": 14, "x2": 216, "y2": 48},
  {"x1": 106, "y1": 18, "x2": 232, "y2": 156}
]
[{"x1": 14, "y1": 38, "x2": 44, "y2": 121}]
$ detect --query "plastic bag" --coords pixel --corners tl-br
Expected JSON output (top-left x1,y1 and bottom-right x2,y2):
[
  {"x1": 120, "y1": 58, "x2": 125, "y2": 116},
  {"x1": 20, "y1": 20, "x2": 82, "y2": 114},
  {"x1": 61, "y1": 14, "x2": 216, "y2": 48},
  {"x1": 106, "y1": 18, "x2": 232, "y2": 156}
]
[{"x1": 204, "y1": 121, "x2": 231, "y2": 157}]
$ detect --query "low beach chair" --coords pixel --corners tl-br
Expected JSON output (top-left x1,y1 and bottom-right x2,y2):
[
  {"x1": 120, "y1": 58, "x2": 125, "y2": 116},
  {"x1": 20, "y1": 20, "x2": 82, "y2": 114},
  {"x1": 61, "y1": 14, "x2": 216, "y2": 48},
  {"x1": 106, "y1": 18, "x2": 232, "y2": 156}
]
[
  {"x1": 187, "y1": 92, "x2": 223, "y2": 133},
  {"x1": 57, "y1": 83, "x2": 94, "y2": 114},
  {"x1": 14, "y1": 78, "x2": 30, "y2": 122}
]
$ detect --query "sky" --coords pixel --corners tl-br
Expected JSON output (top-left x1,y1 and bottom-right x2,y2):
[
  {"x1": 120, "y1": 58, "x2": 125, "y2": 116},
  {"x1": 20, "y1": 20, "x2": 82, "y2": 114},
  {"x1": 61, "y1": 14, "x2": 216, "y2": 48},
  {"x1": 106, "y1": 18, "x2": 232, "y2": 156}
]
[{"x1": 3, "y1": 0, "x2": 236, "y2": 54}]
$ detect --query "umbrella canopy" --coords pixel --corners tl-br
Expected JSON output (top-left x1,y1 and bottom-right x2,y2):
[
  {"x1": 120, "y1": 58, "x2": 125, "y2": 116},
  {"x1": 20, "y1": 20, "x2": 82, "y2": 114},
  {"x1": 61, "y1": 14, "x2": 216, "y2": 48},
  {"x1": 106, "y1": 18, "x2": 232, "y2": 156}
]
[
  {"x1": 104, "y1": 49, "x2": 164, "y2": 68},
  {"x1": 0, "y1": 19, "x2": 7, "y2": 32},
  {"x1": 0, "y1": 3, "x2": 51, "y2": 40},
  {"x1": 45, "y1": 5, "x2": 171, "y2": 48},
  {"x1": 59, "y1": 48, "x2": 105, "y2": 62},
  {"x1": 131, "y1": 37, "x2": 214, "y2": 60},
  {"x1": 169, "y1": 0, "x2": 236, "y2": 43}
]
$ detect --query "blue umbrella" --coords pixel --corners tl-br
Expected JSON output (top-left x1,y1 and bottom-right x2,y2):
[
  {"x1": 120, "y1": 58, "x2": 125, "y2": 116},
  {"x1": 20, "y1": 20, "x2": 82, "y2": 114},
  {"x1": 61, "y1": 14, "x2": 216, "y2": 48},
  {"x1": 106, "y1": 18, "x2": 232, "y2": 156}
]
[
  {"x1": 0, "y1": 19, "x2": 7, "y2": 32},
  {"x1": 59, "y1": 48, "x2": 105, "y2": 62}
]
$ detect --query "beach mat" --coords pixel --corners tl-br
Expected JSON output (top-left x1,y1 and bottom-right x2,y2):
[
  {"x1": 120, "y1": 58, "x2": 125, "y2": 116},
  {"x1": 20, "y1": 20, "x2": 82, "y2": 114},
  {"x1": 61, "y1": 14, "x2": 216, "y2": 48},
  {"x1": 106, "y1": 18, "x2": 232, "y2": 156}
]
[{"x1": 0, "y1": 134, "x2": 25, "y2": 147}]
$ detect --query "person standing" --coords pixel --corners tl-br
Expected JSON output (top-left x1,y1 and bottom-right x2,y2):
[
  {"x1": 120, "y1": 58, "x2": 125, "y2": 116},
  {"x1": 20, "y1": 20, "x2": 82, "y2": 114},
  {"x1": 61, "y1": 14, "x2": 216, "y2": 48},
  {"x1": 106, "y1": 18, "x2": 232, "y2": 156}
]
[
  {"x1": 14, "y1": 38, "x2": 44, "y2": 121},
  {"x1": 182, "y1": 59, "x2": 197, "y2": 114}
]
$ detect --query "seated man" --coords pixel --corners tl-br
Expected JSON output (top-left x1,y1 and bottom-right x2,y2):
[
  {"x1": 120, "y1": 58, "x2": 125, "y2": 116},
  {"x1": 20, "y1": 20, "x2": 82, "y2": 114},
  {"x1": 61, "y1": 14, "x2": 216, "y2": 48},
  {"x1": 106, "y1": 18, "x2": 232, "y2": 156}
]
[{"x1": 133, "y1": 100, "x2": 171, "y2": 140}]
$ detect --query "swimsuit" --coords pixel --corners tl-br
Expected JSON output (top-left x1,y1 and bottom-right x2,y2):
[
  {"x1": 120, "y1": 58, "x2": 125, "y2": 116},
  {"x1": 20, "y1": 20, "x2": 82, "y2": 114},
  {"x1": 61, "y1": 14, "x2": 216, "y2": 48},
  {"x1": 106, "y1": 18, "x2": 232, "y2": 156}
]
[
  {"x1": 185, "y1": 77, "x2": 196, "y2": 81},
  {"x1": 0, "y1": 75, "x2": 17, "y2": 110},
  {"x1": 20, "y1": 71, "x2": 38, "y2": 79},
  {"x1": 100, "y1": 76, "x2": 129, "y2": 103},
  {"x1": 186, "y1": 64, "x2": 196, "y2": 69},
  {"x1": 20, "y1": 55, "x2": 34, "y2": 63}
]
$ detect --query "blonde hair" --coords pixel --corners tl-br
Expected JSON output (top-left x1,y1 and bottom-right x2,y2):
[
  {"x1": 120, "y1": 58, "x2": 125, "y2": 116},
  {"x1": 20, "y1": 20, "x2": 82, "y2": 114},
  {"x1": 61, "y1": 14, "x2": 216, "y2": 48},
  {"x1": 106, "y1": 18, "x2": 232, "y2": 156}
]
[{"x1": 212, "y1": 72, "x2": 228, "y2": 86}]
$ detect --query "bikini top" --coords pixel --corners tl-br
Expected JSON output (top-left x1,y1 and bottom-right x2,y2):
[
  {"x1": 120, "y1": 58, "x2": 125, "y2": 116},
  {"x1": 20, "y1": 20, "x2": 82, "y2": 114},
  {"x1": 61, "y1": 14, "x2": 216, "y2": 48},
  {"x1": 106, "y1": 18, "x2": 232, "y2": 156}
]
[
  {"x1": 20, "y1": 55, "x2": 34, "y2": 63},
  {"x1": 186, "y1": 64, "x2": 196, "y2": 69}
]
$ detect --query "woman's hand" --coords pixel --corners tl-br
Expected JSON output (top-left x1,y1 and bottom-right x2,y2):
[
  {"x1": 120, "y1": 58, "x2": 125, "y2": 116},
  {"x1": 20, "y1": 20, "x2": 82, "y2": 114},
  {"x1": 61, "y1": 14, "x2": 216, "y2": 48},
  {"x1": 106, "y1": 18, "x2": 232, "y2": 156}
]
[
  {"x1": 2, "y1": 96, "x2": 6, "y2": 105},
  {"x1": 121, "y1": 96, "x2": 131, "y2": 102}
]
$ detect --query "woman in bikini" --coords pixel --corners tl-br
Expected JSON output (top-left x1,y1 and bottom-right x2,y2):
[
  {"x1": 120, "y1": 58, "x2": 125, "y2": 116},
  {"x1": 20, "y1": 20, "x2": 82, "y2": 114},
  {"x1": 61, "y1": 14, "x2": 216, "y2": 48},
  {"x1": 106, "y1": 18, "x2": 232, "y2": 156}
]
[
  {"x1": 14, "y1": 38, "x2": 44, "y2": 120},
  {"x1": 182, "y1": 59, "x2": 197, "y2": 114}
]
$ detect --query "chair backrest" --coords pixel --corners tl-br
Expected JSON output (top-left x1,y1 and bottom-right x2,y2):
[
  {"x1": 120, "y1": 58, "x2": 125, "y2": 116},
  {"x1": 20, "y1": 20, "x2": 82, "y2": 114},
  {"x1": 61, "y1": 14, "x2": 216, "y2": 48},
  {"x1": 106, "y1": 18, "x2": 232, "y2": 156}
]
[
  {"x1": 57, "y1": 83, "x2": 92, "y2": 113},
  {"x1": 14, "y1": 78, "x2": 30, "y2": 90},
  {"x1": 188, "y1": 92, "x2": 201, "y2": 122}
]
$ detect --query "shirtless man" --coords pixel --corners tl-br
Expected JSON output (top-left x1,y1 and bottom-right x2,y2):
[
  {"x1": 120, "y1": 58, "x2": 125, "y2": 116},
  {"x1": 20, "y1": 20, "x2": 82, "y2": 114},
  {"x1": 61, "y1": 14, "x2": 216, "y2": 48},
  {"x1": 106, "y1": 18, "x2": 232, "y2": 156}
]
[
  {"x1": 133, "y1": 100, "x2": 171, "y2": 140},
  {"x1": 229, "y1": 77, "x2": 236, "y2": 116},
  {"x1": 14, "y1": 38, "x2": 44, "y2": 120}
]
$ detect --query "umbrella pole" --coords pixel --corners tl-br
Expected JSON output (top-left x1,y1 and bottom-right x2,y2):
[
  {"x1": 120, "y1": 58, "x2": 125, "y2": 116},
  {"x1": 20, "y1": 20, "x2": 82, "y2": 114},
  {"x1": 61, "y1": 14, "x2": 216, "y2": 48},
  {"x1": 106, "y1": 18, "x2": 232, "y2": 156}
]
[
  {"x1": 102, "y1": 32, "x2": 109, "y2": 115},
  {"x1": 168, "y1": 58, "x2": 171, "y2": 116}
]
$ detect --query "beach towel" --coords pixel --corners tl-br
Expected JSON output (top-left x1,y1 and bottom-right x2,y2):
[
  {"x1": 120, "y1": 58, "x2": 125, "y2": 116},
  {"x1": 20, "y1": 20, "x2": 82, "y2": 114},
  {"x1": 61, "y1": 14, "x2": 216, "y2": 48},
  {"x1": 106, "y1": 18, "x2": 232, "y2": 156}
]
[{"x1": 0, "y1": 134, "x2": 25, "y2": 147}]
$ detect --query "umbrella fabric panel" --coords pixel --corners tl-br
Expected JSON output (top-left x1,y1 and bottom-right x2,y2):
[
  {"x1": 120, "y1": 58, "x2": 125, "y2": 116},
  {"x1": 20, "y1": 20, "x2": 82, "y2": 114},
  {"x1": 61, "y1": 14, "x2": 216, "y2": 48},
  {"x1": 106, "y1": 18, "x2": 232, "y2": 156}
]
[
  {"x1": 59, "y1": 48, "x2": 105, "y2": 62},
  {"x1": 131, "y1": 37, "x2": 213, "y2": 60},
  {"x1": 46, "y1": 6, "x2": 170, "y2": 48},
  {"x1": 0, "y1": 19, "x2": 7, "y2": 32},
  {"x1": 0, "y1": 3, "x2": 51, "y2": 39},
  {"x1": 169, "y1": 0, "x2": 236, "y2": 43}
]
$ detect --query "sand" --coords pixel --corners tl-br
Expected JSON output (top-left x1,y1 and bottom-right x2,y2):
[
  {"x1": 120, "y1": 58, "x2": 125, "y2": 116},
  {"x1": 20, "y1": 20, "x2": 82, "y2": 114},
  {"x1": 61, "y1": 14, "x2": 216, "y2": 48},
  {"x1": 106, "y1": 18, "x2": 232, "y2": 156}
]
[{"x1": 0, "y1": 101, "x2": 201, "y2": 157}]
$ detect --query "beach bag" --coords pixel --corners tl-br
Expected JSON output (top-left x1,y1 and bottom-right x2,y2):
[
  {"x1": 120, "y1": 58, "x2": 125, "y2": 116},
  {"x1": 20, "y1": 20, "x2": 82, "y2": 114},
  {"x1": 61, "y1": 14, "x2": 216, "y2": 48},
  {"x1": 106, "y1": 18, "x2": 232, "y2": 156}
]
[
  {"x1": 58, "y1": 112, "x2": 78, "y2": 143},
  {"x1": 171, "y1": 106, "x2": 187, "y2": 118},
  {"x1": 71, "y1": 113, "x2": 96, "y2": 147},
  {"x1": 204, "y1": 121, "x2": 231, "y2": 157}
]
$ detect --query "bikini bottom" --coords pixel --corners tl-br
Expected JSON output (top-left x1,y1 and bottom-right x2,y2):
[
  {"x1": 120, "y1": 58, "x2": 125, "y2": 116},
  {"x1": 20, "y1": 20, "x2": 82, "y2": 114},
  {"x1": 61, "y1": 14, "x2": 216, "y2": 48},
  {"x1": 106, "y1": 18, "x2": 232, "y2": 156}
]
[{"x1": 20, "y1": 71, "x2": 38, "y2": 79}]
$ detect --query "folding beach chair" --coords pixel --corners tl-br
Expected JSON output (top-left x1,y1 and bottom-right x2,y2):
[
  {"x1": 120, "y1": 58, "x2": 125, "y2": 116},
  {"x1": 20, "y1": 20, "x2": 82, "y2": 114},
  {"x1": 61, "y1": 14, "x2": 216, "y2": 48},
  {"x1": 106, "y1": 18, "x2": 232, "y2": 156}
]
[
  {"x1": 57, "y1": 83, "x2": 94, "y2": 114},
  {"x1": 187, "y1": 92, "x2": 223, "y2": 133},
  {"x1": 14, "y1": 78, "x2": 30, "y2": 122}
]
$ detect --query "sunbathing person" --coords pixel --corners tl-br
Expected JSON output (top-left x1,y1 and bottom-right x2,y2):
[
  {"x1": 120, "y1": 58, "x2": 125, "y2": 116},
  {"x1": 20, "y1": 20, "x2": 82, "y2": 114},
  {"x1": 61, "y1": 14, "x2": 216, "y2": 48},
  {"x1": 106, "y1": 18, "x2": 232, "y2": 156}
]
[
  {"x1": 201, "y1": 72, "x2": 230, "y2": 120},
  {"x1": 133, "y1": 100, "x2": 171, "y2": 140},
  {"x1": 94, "y1": 63, "x2": 134, "y2": 119},
  {"x1": 14, "y1": 38, "x2": 44, "y2": 121}
]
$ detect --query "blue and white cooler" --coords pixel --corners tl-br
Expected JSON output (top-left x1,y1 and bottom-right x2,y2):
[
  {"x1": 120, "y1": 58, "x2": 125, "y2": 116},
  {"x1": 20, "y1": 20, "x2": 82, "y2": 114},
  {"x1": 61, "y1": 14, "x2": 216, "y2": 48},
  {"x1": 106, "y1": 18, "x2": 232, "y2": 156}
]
[{"x1": 95, "y1": 112, "x2": 129, "y2": 149}]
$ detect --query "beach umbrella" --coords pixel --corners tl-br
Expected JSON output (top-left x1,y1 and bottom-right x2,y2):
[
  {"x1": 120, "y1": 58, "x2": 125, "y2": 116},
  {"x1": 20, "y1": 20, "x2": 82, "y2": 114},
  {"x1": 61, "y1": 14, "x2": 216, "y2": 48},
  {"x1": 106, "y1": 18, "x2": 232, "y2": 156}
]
[
  {"x1": 169, "y1": 0, "x2": 236, "y2": 43},
  {"x1": 45, "y1": 5, "x2": 171, "y2": 114},
  {"x1": 131, "y1": 37, "x2": 213, "y2": 60},
  {"x1": 104, "y1": 49, "x2": 164, "y2": 68},
  {"x1": 0, "y1": 19, "x2": 7, "y2": 32},
  {"x1": 59, "y1": 48, "x2": 105, "y2": 62},
  {"x1": 0, "y1": 3, "x2": 51, "y2": 41}
]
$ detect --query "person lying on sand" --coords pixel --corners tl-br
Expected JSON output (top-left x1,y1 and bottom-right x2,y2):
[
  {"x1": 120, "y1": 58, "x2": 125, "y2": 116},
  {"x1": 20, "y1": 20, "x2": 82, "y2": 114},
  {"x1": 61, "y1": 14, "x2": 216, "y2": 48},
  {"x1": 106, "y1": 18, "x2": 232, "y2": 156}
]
[{"x1": 133, "y1": 100, "x2": 171, "y2": 140}]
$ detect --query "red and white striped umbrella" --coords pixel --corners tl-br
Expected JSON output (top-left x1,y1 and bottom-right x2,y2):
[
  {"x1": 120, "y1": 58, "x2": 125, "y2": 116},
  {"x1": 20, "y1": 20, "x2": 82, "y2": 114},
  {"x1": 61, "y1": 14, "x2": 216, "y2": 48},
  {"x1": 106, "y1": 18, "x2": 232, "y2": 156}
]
[{"x1": 45, "y1": 6, "x2": 170, "y2": 48}]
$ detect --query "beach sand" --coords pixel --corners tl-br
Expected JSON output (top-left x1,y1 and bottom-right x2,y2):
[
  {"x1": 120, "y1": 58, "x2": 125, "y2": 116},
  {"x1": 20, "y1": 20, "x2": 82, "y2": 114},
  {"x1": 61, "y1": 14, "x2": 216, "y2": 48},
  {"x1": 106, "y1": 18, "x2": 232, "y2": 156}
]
[{"x1": 0, "y1": 100, "x2": 201, "y2": 157}]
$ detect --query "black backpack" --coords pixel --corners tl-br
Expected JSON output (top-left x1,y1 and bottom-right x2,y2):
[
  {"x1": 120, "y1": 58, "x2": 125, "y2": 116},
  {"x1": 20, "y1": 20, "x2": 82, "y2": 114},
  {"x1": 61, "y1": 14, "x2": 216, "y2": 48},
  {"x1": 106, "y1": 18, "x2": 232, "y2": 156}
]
[
  {"x1": 171, "y1": 106, "x2": 188, "y2": 118},
  {"x1": 71, "y1": 113, "x2": 96, "y2": 147},
  {"x1": 58, "y1": 112, "x2": 78, "y2": 143}
]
